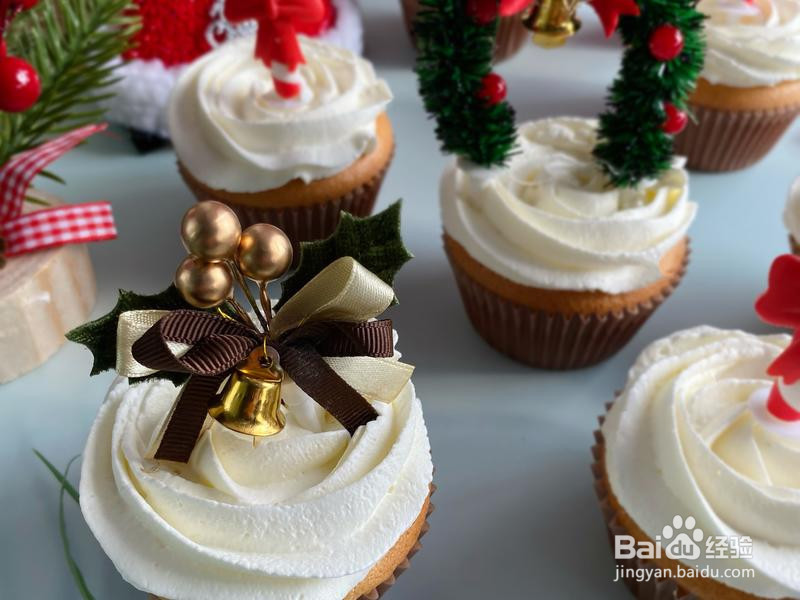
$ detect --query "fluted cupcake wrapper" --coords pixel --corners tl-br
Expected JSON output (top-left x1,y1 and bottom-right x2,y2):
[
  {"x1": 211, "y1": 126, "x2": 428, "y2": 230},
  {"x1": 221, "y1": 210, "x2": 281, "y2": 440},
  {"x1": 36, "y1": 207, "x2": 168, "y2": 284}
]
[
  {"x1": 592, "y1": 418, "x2": 701, "y2": 600},
  {"x1": 148, "y1": 485, "x2": 436, "y2": 600},
  {"x1": 179, "y1": 158, "x2": 391, "y2": 250},
  {"x1": 446, "y1": 249, "x2": 688, "y2": 370},
  {"x1": 399, "y1": 0, "x2": 530, "y2": 63},
  {"x1": 790, "y1": 235, "x2": 800, "y2": 257},
  {"x1": 673, "y1": 102, "x2": 800, "y2": 172}
]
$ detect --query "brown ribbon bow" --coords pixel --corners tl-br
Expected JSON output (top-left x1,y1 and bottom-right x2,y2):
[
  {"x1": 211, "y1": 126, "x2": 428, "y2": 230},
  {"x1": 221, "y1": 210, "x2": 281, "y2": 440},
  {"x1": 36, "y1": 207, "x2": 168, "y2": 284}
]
[{"x1": 131, "y1": 310, "x2": 394, "y2": 463}]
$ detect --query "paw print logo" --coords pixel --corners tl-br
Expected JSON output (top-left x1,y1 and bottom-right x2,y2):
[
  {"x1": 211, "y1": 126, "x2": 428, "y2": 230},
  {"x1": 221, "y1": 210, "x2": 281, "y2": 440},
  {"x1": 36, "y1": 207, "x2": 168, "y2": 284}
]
[{"x1": 662, "y1": 515, "x2": 704, "y2": 561}]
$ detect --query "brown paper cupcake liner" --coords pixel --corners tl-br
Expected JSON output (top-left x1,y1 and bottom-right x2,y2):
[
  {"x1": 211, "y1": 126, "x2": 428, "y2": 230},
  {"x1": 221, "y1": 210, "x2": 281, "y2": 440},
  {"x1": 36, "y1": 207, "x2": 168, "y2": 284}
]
[
  {"x1": 445, "y1": 247, "x2": 689, "y2": 370},
  {"x1": 399, "y1": 0, "x2": 530, "y2": 63},
  {"x1": 179, "y1": 156, "x2": 391, "y2": 249},
  {"x1": 592, "y1": 413, "x2": 769, "y2": 600},
  {"x1": 673, "y1": 102, "x2": 800, "y2": 172},
  {"x1": 148, "y1": 484, "x2": 436, "y2": 600},
  {"x1": 790, "y1": 234, "x2": 800, "y2": 257}
]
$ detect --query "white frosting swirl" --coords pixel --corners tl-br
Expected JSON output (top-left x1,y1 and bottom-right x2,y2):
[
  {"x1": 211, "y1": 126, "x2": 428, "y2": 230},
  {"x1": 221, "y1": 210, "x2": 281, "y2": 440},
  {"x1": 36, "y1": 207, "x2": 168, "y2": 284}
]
[
  {"x1": 699, "y1": 0, "x2": 800, "y2": 87},
  {"x1": 80, "y1": 374, "x2": 432, "y2": 600},
  {"x1": 168, "y1": 36, "x2": 393, "y2": 192},
  {"x1": 783, "y1": 176, "x2": 800, "y2": 240},
  {"x1": 440, "y1": 118, "x2": 697, "y2": 294},
  {"x1": 603, "y1": 326, "x2": 800, "y2": 598}
]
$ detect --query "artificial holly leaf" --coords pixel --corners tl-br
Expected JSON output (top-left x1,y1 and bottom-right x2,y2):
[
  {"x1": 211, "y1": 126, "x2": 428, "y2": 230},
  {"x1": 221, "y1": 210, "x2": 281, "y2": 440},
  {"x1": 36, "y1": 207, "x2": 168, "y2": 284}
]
[
  {"x1": 66, "y1": 285, "x2": 192, "y2": 378},
  {"x1": 276, "y1": 201, "x2": 413, "y2": 310}
]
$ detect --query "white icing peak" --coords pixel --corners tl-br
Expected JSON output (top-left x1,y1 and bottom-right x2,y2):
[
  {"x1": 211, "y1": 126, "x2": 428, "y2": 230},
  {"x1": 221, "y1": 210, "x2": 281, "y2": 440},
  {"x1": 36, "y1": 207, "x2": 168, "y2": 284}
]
[
  {"x1": 784, "y1": 176, "x2": 800, "y2": 241},
  {"x1": 168, "y1": 35, "x2": 392, "y2": 192},
  {"x1": 699, "y1": 0, "x2": 800, "y2": 87},
  {"x1": 603, "y1": 327, "x2": 800, "y2": 598},
  {"x1": 440, "y1": 117, "x2": 696, "y2": 294},
  {"x1": 80, "y1": 374, "x2": 432, "y2": 600}
]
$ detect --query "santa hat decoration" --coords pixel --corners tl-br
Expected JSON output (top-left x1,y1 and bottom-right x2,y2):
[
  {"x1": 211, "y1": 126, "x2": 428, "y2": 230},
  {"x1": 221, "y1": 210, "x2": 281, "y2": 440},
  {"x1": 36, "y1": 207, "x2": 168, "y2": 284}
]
[
  {"x1": 107, "y1": 0, "x2": 363, "y2": 146},
  {"x1": 753, "y1": 254, "x2": 800, "y2": 433}
]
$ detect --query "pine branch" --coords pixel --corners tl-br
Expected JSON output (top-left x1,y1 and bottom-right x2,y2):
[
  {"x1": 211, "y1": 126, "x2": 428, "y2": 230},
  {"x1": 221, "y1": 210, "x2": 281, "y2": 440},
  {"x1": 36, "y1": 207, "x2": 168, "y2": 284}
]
[
  {"x1": 593, "y1": 0, "x2": 705, "y2": 187},
  {"x1": 0, "y1": 0, "x2": 139, "y2": 167},
  {"x1": 414, "y1": 0, "x2": 516, "y2": 168}
]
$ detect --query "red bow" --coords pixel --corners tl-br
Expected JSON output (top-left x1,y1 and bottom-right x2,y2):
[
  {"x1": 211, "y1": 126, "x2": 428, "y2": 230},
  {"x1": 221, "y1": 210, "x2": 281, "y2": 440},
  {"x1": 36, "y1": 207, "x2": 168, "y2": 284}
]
[
  {"x1": 755, "y1": 254, "x2": 800, "y2": 421},
  {"x1": 225, "y1": 0, "x2": 326, "y2": 98},
  {"x1": 0, "y1": 124, "x2": 116, "y2": 259}
]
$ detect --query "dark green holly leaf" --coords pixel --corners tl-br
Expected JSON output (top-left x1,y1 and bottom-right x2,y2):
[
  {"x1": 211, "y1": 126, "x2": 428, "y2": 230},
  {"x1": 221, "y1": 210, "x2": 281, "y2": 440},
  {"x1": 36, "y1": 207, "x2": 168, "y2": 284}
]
[
  {"x1": 66, "y1": 285, "x2": 192, "y2": 377},
  {"x1": 277, "y1": 201, "x2": 413, "y2": 310}
]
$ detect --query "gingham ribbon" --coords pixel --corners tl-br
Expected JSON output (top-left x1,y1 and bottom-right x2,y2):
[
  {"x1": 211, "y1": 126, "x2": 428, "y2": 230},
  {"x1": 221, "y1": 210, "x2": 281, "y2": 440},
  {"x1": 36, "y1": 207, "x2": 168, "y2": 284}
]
[{"x1": 0, "y1": 124, "x2": 117, "y2": 258}]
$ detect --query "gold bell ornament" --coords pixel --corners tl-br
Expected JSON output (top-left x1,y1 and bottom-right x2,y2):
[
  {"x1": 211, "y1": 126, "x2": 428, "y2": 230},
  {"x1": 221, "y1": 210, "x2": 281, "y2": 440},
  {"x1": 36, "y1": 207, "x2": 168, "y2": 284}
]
[
  {"x1": 208, "y1": 345, "x2": 286, "y2": 437},
  {"x1": 174, "y1": 201, "x2": 294, "y2": 439},
  {"x1": 523, "y1": 0, "x2": 581, "y2": 48}
]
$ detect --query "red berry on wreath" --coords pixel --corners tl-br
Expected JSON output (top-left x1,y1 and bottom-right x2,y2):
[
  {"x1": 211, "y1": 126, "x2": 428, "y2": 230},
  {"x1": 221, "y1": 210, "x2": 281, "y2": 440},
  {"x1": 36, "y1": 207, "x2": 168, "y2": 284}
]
[
  {"x1": 649, "y1": 25, "x2": 684, "y2": 61},
  {"x1": 661, "y1": 102, "x2": 688, "y2": 134},
  {"x1": 0, "y1": 40, "x2": 6, "y2": 59},
  {"x1": 466, "y1": 0, "x2": 498, "y2": 25},
  {"x1": 0, "y1": 55, "x2": 41, "y2": 113},
  {"x1": 478, "y1": 72, "x2": 507, "y2": 105}
]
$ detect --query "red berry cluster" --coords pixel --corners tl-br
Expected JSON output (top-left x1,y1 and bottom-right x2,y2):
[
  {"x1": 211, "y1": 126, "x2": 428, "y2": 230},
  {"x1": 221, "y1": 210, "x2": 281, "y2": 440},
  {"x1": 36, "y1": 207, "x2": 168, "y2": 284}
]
[
  {"x1": 466, "y1": 0, "x2": 509, "y2": 106},
  {"x1": 648, "y1": 23, "x2": 688, "y2": 134},
  {"x1": 0, "y1": 0, "x2": 41, "y2": 113}
]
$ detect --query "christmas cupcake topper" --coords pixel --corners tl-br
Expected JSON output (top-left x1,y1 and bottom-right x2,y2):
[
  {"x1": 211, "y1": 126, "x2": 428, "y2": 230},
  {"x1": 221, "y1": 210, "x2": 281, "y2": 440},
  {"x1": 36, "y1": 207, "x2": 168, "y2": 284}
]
[
  {"x1": 753, "y1": 254, "x2": 800, "y2": 435},
  {"x1": 224, "y1": 0, "x2": 326, "y2": 99},
  {"x1": 415, "y1": 0, "x2": 705, "y2": 186},
  {"x1": 69, "y1": 202, "x2": 415, "y2": 463}
]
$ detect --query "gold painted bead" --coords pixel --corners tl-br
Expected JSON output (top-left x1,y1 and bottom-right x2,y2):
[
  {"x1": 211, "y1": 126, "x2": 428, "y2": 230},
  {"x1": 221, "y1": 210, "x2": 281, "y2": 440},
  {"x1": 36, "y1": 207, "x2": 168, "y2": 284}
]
[
  {"x1": 175, "y1": 255, "x2": 234, "y2": 309},
  {"x1": 236, "y1": 224, "x2": 293, "y2": 282},
  {"x1": 181, "y1": 201, "x2": 242, "y2": 261}
]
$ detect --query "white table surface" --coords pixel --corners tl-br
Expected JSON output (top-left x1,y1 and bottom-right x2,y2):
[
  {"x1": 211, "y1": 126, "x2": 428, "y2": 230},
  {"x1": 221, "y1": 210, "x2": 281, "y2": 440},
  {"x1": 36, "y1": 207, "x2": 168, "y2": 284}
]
[{"x1": 2, "y1": 2, "x2": 797, "y2": 598}]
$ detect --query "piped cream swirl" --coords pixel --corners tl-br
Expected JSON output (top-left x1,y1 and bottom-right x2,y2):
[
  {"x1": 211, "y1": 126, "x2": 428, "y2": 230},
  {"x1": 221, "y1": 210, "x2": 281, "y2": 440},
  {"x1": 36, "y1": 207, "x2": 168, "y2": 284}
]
[
  {"x1": 603, "y1": 326, "x2": 800, "y2": 598},
  {"x1": 440, "y1": 118, "x2": 696, "y2": 294},
  {"x1": 169, "y1": 36, "x2": 392, "y2": 192},
  {"x1": 699, "y1": 0, "x2": 800, "y2": 87},
  {"x1": 80, "y1": 372, "x2": 432, "y2": 600}
]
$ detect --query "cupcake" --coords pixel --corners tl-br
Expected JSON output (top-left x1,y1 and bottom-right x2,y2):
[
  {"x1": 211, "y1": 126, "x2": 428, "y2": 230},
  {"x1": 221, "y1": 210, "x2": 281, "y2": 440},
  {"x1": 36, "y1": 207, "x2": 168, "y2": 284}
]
[
  {"x1": 594, "y1": 325, "x2": 800, "y2": 599},
  {"x1": 107, "y1": 0, "x2": 364, "y2": 151},
  {"x1": 673, "y1": 0, "x2": 800, "y2": 171},
  {"x1": 169, "y1": 35, "x2": 394, "y2": 247},
  {"x1": 401, "y1": 0, "x2": 532, "y2": 63},
  {"x1": 784, "y1": 176, "x2": 800, "y2": 254},
  {"x1": 441, "y1": 117, "x2": 696, "y2": 369},
  {"x1": 71, "y1": 202, "x2": 433, "y2": 600}
]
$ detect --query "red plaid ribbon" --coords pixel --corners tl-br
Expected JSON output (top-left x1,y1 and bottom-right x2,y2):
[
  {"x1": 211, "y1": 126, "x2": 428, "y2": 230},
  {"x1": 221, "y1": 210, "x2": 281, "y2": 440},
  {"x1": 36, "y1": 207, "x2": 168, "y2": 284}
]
[{"x1": 0, "y1": 124, "x2": 117, "y2": 257}]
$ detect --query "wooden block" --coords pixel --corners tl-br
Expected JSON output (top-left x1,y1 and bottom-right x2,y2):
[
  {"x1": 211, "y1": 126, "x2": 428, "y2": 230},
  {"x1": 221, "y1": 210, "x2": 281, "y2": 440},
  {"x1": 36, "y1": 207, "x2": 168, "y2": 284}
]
[{"x1": 0, "y1": 191, "x2": 97, "y2": 383}]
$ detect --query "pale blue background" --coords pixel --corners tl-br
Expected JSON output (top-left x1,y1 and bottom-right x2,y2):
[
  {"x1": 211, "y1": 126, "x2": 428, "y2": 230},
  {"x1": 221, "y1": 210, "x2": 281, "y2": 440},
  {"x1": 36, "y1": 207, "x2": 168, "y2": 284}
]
[{"x1": 1, "y1": 1, "x2": 796, "y2": 598}]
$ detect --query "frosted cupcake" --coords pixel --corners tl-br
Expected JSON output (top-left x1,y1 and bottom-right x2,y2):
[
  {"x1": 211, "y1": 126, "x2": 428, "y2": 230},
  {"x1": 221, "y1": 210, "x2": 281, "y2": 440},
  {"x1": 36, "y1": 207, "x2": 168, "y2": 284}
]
[
  {"x1": 673, "y1": 0, "x2": 800, "y2": 171},
  {"x1": 169, "y1": 35, "x2": 394, "y2": 246},
  {"x1": 784, "y1": 176, "x2": 800, "y2": 254},
  {"x1": 442, "y1": 117, "x2": 696, "y2": 369},
  {"x1": 594, "y1": 326, "x2": 800, "y2": 599},
  {"x1": 72, "y1": 203, "x2": 432, "y2": 600},
  {"x1": 81, "y1": 373, "x2": 433, "y2": 600}
]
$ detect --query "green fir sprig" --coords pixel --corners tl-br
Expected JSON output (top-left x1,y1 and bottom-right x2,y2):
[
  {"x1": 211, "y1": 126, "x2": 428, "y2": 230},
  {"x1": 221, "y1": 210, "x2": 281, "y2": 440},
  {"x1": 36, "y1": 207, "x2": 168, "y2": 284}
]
[
  {"x1": 594, "y1": 0, "x2": 705, "y2": 187},
  {"x1": 0, "y1": 0, "x2": 139, "y2": 168},
  {"x1": 414, "y1": 0, "x2": 516, "y2": 168}
]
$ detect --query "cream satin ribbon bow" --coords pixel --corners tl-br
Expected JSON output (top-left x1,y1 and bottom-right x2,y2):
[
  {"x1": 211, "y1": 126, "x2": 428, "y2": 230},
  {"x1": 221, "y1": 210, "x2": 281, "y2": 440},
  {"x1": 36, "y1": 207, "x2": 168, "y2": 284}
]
[{"x1": 115, "y1": 257, "x2": 414, "y2": 405}]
